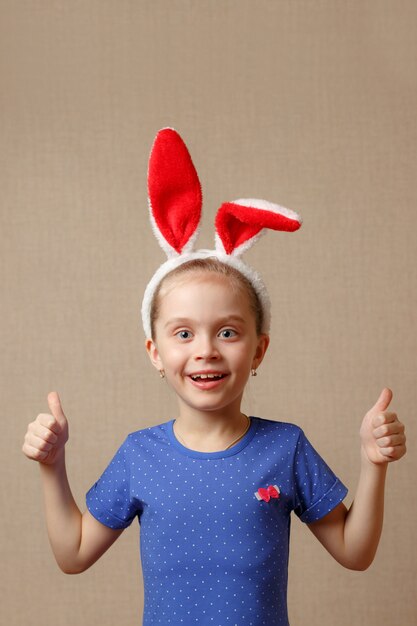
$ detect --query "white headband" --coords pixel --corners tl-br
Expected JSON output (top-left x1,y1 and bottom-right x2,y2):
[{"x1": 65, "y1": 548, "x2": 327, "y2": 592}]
[{"x1": 141, "y1": 128, "x2": 302, "y2": 338}]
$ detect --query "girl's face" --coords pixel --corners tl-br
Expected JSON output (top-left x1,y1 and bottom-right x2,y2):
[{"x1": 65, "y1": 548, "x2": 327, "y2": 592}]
[{"x1": 146, "y1": 272, "x2": 269, "y2": 420}]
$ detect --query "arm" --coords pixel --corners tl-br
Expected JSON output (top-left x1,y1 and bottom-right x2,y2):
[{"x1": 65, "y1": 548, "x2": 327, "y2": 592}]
[
  {"x1": 23, "y1": 392, "x2": 124, "y2": 574},
  {"x1": 307, "y1": 388, "x2": 406, "y2": 571}
]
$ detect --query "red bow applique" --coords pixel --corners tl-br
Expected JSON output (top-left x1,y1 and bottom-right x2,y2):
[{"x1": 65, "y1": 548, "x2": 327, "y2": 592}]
[{"x1": 255, "y1": 484, "x2": 280, "y2": 502}]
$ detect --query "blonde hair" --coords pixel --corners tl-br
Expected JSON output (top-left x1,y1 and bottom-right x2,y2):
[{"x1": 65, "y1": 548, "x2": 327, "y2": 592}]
[{"x1": 150, "y1": 257, "x2": 264, "y2": 339}]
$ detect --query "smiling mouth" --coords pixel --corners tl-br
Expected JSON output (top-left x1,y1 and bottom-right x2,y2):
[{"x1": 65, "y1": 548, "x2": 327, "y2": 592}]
[{"x1": 189, "y1": 373, "x2": 227, "y2": 381}]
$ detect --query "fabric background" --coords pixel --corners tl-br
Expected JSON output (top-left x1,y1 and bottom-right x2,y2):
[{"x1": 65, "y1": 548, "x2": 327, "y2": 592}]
[{"x1": 1, "y1": 1, "x2": 416, "y2": 624}]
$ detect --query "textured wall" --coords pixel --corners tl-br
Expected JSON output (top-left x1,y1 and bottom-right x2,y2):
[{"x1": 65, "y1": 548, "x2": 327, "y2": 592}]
[{"x1": 2, "y1": 1, "x2": 416, "y2": 624}]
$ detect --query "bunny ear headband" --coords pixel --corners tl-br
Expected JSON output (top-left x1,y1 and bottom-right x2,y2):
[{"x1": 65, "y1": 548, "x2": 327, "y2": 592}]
[{"x1": 141, "y1": 128, "x2": 302, "y2": 338}]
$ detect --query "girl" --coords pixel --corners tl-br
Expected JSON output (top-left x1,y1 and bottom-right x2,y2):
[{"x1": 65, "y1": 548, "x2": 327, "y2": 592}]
[{"x1": 23, "y1": 129, "x2": 406, "y2": 626}]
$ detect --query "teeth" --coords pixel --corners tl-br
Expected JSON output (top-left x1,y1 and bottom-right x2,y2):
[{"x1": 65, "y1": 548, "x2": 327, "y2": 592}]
[{"x1": 191, "y1": 374, "x2": 224, "y2": 380}]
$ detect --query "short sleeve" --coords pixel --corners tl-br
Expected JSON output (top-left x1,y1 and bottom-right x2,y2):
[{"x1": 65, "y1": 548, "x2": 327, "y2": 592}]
[
  {"x1": 86, "y1": 436, "x2": 141, "y2": 529},
  {"x1": 293, "y1": 429, "x2": 348, "y2": 523}
]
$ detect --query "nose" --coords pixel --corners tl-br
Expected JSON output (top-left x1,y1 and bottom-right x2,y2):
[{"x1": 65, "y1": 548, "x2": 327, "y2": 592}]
[{"x1": 194, "y1": 334, "x2": 220, "y2": 360}]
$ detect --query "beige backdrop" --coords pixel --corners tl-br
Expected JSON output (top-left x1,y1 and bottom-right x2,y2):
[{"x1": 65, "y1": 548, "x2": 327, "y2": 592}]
[{"x1": 1, "y1": 1, "x2": 416, "y2": 625}]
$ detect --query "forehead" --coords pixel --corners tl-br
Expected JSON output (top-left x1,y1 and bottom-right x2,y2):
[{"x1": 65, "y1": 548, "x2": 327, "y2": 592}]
[{"x1": 157, "y1": 271, "x2": 254, "y2": 319}]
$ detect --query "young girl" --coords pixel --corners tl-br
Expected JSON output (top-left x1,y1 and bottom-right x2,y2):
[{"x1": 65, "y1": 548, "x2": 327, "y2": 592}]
[{"x1": 23, "y1": 129, "x2": 406, "y2": 626}]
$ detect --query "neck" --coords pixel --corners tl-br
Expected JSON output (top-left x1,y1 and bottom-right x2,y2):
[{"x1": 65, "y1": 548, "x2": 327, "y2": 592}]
[{"x1": 173, "y1": 402, "x2": 250, "y2": 452}]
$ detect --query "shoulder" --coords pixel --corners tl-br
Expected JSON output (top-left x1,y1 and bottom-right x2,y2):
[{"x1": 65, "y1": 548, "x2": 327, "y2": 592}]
[
  {"x1": 252, "y1": 416, "x2": 306, "y2": 449},
  {"x1": 122, "y1": 420, "x2": 172, "y2": 453},
  {"x1": 99, "y1": 422, "x2": 171, "y2": 458},
  {"x1": 254, "y1": 416, "x2": 304, "y2": 438},
  {"x1": 103, "y1": 422, "x2": 171, "y2": 468}
]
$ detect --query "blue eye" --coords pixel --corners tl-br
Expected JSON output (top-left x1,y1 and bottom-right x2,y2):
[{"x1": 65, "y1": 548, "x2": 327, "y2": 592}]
[
  {"x1": 219, "y1": 329, "x2": 237, "y2": 339},
  {"x1": 176, "y1": 330, "x2": 193, "y2": 340}
]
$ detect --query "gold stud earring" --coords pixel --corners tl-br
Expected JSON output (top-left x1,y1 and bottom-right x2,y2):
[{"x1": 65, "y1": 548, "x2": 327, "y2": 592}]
[
  {"x1": 251, "y1": 369, "x2": 257, "y2": 377},
  {"x1": 159, "y1": 370, "x2": 165, "y2": 379}
]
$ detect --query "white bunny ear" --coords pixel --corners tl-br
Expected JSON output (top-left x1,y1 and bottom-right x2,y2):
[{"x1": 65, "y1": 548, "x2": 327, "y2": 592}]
[
  {"x1": 148, "y1": 128, "x2": 203, "y2": 258},
  {"x1": 214, "y1": 198, "x2": 302, "y2": 256}
]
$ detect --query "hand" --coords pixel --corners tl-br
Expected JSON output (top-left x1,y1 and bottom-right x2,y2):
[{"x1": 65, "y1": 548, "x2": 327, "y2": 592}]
[
  {"x1": 22, "y1": 392, "x2": 69, "y2": 465},
  {"x1": 359, "y1": 388, "x2": 406, "y2": 465}
]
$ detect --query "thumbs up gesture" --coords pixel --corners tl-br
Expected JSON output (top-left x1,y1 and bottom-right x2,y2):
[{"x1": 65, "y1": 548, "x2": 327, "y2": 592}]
[
  {"x1": 22, "y1": 392, "x2": 69, "y2": 465},
  {"x1": 359, "y1": 388, "x2": 406, "y2": 465}
]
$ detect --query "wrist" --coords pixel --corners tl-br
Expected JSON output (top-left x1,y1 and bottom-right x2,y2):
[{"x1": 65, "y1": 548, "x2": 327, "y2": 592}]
[
  {"x1": 39, "y1": 448, "x2": 66, "y2": 473},
  {"x1": 360, "y1": 446, "x2": 389, "y2": 474}
]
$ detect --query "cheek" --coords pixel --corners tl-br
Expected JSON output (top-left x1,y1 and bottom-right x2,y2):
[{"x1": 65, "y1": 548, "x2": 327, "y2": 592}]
[
  {"x1": 159, "y1": 343, "x2": 188, "y2": 366},
  {"x1": 229, "y1": 344, "x2": 253, "y2": 368}
]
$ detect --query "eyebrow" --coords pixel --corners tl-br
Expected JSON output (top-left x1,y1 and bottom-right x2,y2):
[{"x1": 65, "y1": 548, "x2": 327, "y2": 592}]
[{"x1": 163, "y1": 315, "x2": 248, "y2": 329}]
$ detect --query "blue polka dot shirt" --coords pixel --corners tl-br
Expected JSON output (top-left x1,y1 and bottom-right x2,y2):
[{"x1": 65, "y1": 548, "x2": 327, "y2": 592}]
[{"x1": 86, "y1": 417, "x2": 348, "y2": 625}]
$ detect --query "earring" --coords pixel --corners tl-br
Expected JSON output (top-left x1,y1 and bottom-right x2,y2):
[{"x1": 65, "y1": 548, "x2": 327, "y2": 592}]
[
  {"x1": 251, "y1": 369, "x2": 257, "y2": 377},
  {"x1": 159, "y1": 370, "x2": 165, "y2": 379}
]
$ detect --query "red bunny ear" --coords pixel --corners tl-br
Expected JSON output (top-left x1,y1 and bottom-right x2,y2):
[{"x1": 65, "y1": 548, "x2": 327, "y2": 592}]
[
  {"x1": 215, "y1": 198, "x2": 302, "y2": 256},
  {"x1": 148, "y1": 128, "x2": 202, "y2": 257}
]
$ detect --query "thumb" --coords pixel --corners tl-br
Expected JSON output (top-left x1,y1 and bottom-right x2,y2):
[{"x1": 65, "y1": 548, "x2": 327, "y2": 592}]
[
  {"x1": 47, "y1": 391, "x2": 67, "y2": 427},
  {"x1": 369, "y1": 387, "x2": 393, "y2": 414}
]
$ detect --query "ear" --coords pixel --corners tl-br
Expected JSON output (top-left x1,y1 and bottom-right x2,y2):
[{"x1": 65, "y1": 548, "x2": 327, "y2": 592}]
[
  {"x1": 215, "y1": 199, "x2": 302, "y2": 257},
  {"x1": 252, "y1": 334, "x2": 270, "y2": 370},
  {"x1": 145, "y1": 338, "x2": 163, "y2": 371},
  {"x1": 148, "y1": 128, "x2": 203, "y2": 258}
]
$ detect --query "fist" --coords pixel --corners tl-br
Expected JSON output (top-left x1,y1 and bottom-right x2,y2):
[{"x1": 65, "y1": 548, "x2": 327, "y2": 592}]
[
  {"x1": 360, "y1": 388, "x2": 406, "y2": 465},
  {"x1": 22, "y1": 392, "x2": 69, "y2": 465}
]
